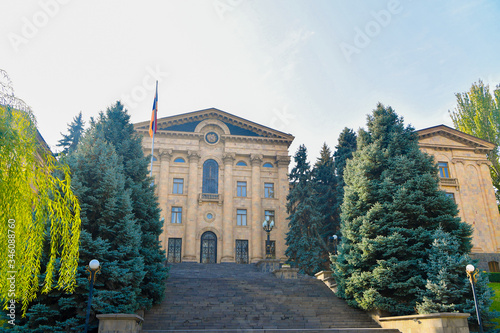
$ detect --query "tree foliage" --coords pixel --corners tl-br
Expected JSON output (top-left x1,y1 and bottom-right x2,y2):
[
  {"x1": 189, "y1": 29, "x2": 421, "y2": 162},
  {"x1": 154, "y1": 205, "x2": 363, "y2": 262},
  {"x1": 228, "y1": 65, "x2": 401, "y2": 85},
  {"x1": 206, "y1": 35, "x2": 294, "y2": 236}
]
[
  {"x1": 333, "y1": 127, "x2": 357, "y2": 187},
  {"x1": 416, "y1": 228, "x2": 498, "y2": 331},
  {"x1": 57, "y1": 112, "x2": 85, "y2": 156},
  {"x1": 312, "y1": 143, "x2": 340, "y2": 249},
  {"x1": 11, "y1": 102, "x2": 167, "y2": 331},
  {"x1": 334, "y1": 103, "x2": 474, "y2": 315},
  {"x1": 285, "y1": 145, "x2": 330, "y2": 275},
  {"x1": 450, "y1": 80, "x2": 500, "y2": 209},
  {"x1": 0, "y1": 103, "x2": 81, "y2": 315},
  {"x1": 93, "y1": 102, "x2": 167, "y2": 308},
  {"x1": 333, "y1": 127, "x2": 357, "y2": 229}
]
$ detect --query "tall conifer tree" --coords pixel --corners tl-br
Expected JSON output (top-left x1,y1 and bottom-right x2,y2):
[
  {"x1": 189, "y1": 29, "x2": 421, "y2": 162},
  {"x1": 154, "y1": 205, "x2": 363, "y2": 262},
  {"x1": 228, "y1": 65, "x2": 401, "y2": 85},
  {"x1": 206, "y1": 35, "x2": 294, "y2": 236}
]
[
  {"x1": 285, "y1": 145, "x2": 325, "y2": 274},
  {"x1": 94, "y1": 102, "x2": 167, "y2": 308},
  {"x1": 335, "y1": 103, "x2": 473, "y2": 315},
  {"x1": 312, "y1": 143, "x2": 340, "y2": 254},
  {"x1": 16, "y1": 128, "x2": 145, "y2": 332},
  {"x1": 333, "y1": 127, "x2": 357, "y2": 196},
  {"x1": 57, "y1": 111, "x2": 85, "y2": 155},
  {"x1": 14, "y1": 103, "x2": 167, "y2": 331}
]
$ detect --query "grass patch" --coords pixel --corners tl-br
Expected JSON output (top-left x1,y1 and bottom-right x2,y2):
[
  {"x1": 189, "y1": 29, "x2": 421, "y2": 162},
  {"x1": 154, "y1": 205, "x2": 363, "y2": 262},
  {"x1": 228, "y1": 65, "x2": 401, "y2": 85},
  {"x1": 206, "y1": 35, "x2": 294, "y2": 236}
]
[{"x1": 490, "y1": 283, "x2": 500, "y2": 328}]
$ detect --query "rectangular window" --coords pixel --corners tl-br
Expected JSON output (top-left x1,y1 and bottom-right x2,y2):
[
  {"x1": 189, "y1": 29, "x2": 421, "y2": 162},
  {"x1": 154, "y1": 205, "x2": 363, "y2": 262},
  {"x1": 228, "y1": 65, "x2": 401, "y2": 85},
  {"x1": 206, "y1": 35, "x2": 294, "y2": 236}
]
[
  {"x1": 171, "y1": 207, "x2": 182, "y2": 224},
  {"x1": 445, "y1": 192, "x2": 456, "y2": 203},
  {"x1": 237, "y1": 209, "x2": 247, "y2": 226},
  {"x1": 237, "y1": 181, "x2": 247, "y2": 197},
  {"x1": 438, "y1": 162, "x2": 450, "y2": 178},
  {"x1": 265, "y1": 210, "x2": 275, "y2": 223},
  {"x1": 264, "y1": 183, "x2": 274, "y2": 198},
  {"x1": 173, "y1": 178, "x2": 184, "y2": 194},
  {"x1": 167, "y1": 238, "x2": 182, "y2": 263}
]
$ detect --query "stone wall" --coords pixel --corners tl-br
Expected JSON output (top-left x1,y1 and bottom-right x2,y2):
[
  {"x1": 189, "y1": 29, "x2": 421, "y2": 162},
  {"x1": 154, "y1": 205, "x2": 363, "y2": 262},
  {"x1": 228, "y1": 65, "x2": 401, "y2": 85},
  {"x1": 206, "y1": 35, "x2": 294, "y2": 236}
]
[{"x1": 373, "y1": 312, "x2": 470, "y2": 333}]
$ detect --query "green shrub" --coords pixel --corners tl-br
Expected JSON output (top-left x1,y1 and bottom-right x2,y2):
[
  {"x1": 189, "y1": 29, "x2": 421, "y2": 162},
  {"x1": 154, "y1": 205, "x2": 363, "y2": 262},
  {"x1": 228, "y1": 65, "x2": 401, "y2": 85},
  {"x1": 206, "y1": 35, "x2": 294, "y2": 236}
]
[{"x1": 489, "y1": 273, "x2": 500, "y2": 283}]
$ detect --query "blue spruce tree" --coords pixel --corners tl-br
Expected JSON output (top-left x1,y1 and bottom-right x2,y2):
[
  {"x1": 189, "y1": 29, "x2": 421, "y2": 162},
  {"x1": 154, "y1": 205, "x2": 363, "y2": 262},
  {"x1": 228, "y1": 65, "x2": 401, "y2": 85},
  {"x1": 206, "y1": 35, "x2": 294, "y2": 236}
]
[{"x1": 335, "y1": 103, "x2": 474, "y2": 315}]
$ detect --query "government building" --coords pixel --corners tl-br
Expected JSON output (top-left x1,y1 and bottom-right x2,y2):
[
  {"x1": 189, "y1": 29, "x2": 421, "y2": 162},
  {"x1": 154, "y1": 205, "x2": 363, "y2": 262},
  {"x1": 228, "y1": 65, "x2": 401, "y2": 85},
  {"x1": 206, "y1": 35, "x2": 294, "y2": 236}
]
[
  {"x1": 134, "y1": 108, "x2": 294, "y2": 264},
  {"x1": 134, "y1": 109, "x2": 500, "y2": 271}
]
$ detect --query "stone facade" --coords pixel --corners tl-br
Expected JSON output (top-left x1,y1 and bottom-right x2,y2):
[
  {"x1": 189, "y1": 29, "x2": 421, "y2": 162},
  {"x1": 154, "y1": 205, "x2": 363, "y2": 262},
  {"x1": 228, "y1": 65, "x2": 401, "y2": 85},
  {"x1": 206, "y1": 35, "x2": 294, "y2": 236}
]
[
  {"x1": 417, "y1": 125, "x2": 500, "y2": 271},
  {"x1": 134, "y1": 108, "x2": 293, "y2": 264}
]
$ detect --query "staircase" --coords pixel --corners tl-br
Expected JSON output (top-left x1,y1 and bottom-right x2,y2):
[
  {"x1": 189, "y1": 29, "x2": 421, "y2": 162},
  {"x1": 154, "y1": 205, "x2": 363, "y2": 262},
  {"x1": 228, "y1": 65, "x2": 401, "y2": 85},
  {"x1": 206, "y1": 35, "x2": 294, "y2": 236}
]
[{"x1": 141, "y1": 263, "x2": 399, "y2": 333}]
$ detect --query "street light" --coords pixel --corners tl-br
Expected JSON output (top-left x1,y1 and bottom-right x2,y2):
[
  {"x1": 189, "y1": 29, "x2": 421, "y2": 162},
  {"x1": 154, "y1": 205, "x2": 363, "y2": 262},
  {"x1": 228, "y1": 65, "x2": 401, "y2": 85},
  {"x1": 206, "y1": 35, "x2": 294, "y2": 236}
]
[
  {"x1": 84, "y1": 259, "x2": 101, "y2": 333},
  {"x1": 332, "y1": 235, "x2": 338, "y2": 254},
  {"x1": 262, "y1": 216, "x2": 275, "y2": 259},
  {"x1": 466, "y1": 264, "x2": 484, "y2": 333}
]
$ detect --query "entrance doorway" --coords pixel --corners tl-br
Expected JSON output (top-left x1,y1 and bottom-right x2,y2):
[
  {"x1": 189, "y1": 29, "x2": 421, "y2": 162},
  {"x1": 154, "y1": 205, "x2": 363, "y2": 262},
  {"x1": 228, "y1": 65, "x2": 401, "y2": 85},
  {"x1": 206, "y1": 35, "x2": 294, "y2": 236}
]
[{"x1": 200, "y1": 231, "x2": 217, "y2": 263}]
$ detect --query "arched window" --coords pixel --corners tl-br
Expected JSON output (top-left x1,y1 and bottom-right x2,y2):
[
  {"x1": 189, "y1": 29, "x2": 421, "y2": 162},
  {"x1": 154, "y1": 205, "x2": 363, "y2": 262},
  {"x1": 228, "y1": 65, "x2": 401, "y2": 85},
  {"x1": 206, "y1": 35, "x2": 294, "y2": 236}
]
[
  {"x1": 236, "y1": 161, "x2": 247, "y2": 166},
  {"x1": 152, "y1": 156, "x2": 158, "y2": 162},
  {"x1": 174, "y1": 157, "x2": 185, "y2": 163},
  {"x1": 202, "y1": 159, "x2": 219, "y2": 193},
  {"x1": 263, "y1": 162, "x2": 274, "y2": 168}
]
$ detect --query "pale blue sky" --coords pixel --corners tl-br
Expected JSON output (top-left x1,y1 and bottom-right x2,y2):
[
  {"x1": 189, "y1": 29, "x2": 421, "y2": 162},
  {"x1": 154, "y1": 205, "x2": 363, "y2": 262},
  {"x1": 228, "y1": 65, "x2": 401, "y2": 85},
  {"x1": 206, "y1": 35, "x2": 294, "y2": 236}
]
[{"x1": 2, "y1": 0, "x2": 499, "y2": 160}]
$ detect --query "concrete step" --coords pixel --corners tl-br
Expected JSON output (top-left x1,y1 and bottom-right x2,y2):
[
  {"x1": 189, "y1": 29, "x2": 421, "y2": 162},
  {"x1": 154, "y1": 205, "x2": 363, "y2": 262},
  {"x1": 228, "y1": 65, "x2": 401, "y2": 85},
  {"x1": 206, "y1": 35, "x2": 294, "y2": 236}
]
[
  {"x1": 142, "y1": 328, "x2": 401, "y2": 333},
  {"x1": 141, "y1": 263, "x2": 393, "y2": 332}
]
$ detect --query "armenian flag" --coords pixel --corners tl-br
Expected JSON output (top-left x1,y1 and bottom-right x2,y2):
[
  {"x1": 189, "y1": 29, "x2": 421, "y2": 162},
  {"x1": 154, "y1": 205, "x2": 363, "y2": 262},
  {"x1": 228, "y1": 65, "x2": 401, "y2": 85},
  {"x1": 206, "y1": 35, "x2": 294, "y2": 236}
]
[{"x1": 149, "y1": 81, "x2": 158, "y2": 138}]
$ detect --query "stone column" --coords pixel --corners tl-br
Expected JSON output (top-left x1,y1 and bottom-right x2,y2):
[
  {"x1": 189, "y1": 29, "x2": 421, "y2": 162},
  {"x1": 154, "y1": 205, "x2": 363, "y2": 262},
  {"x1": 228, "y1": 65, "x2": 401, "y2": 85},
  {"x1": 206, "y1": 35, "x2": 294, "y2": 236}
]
[
  {"x1": 250, "y1": 154, "x2": 263, "y2": 262},
  {"x1": 184, "y1": 151, "x2": 200, "y2": 262},
  {"x1": 221, "y1": 153, "x2": 235, "y2": 262},
  {"x1": 477, "y1": 159, "x2": 500, "y2": 252},
  {"x1": 276, "y1": 155, "x2": 291, "y2": 260},
  {"x1": 158, "y1": 149, "x2": 172, "y2": 251}
]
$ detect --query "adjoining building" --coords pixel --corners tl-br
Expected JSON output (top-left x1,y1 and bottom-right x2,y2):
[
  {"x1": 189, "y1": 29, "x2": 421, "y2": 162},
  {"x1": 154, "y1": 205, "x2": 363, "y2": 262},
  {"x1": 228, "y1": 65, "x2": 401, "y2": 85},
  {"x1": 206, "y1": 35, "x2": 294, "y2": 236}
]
[
  {"x1": 417, "y1": 125, "x2": 500, "y2": 272},
  {"x1": 134, "y1": 108, "x2": 294, "y2": 264},
  {"x1": 135, "y1": 110, "x2": 500, "y2": 271}
]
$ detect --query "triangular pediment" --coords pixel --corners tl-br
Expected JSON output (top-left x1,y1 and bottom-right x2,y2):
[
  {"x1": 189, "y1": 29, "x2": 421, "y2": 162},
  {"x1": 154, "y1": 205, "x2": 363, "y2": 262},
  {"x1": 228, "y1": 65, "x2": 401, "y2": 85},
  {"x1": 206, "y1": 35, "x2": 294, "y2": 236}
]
[
  {"x1": 134, "y1": 108, "x2": 294, "y2": 143},
  {"x1": 417, "y1": 125, "x2": 495, "y2": 152}
]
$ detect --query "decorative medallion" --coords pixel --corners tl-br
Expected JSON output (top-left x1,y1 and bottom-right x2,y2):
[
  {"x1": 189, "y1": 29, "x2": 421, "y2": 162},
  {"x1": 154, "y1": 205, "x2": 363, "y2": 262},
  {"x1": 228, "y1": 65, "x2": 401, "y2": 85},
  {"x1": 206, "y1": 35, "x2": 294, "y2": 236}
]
[
  {"x1": 204, "y1": 211, "x2": 216, "y2": 223},
  {"x1": 205, "y1": 131, "x2": 219, "y2": 145}
]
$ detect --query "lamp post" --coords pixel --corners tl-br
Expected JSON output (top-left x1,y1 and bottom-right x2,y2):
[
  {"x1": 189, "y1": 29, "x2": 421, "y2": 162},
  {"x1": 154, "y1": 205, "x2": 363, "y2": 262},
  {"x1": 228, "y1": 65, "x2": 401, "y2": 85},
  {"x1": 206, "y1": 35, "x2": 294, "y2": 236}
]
[
  {"x1": 262, "y1": 216, "x2": 275, "y2": 259},
  {"x1": 466, "y1": 264, "x2": 484, "y2": 333},
  {"x1": 84, "y1": 259, "x2": 101, "y2": 333},
  {"x1": 332, "y1": 235, "x2": 338, "y2": 254}
]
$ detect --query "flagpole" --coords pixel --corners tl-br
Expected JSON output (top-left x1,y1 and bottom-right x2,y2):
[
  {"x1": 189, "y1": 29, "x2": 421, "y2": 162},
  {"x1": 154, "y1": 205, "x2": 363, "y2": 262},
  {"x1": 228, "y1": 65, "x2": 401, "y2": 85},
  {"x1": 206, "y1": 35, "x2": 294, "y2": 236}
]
[
  {"x1": 150, "y1": 128, "x2": 155, "y2": 179},
  {"x1": 150, "y1": 80, "x2": 158, "y2": 180}
]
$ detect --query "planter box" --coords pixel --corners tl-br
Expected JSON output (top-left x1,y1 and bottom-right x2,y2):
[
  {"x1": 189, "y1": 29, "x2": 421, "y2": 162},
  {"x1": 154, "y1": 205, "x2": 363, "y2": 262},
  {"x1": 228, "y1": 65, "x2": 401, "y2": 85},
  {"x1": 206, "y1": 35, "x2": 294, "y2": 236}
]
[
  {"x1": 97, "y1": 313, "x2": 143, "y2": 333},
  {"x1": 273, "y1": 267, "x2": 299, "y2": 279}
]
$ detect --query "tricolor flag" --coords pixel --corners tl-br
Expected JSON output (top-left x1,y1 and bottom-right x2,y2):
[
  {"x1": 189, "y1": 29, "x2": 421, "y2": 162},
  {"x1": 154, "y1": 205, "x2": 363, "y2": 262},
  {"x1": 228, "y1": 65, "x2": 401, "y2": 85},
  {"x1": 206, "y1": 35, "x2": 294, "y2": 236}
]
[{"x1": 149, "y1": 81, "x2": 158, "y2": 138}]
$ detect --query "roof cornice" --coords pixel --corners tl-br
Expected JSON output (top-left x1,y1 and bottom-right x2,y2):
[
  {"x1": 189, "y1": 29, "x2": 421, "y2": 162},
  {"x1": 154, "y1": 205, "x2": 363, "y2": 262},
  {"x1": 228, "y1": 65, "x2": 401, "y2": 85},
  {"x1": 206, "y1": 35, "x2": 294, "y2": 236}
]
[
  {"x1": 134, "y1": 107, "x2": 295, "y2": 146},
  {"x1": 416, "y1": 124, "x2": 496, "y2": 154}
]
